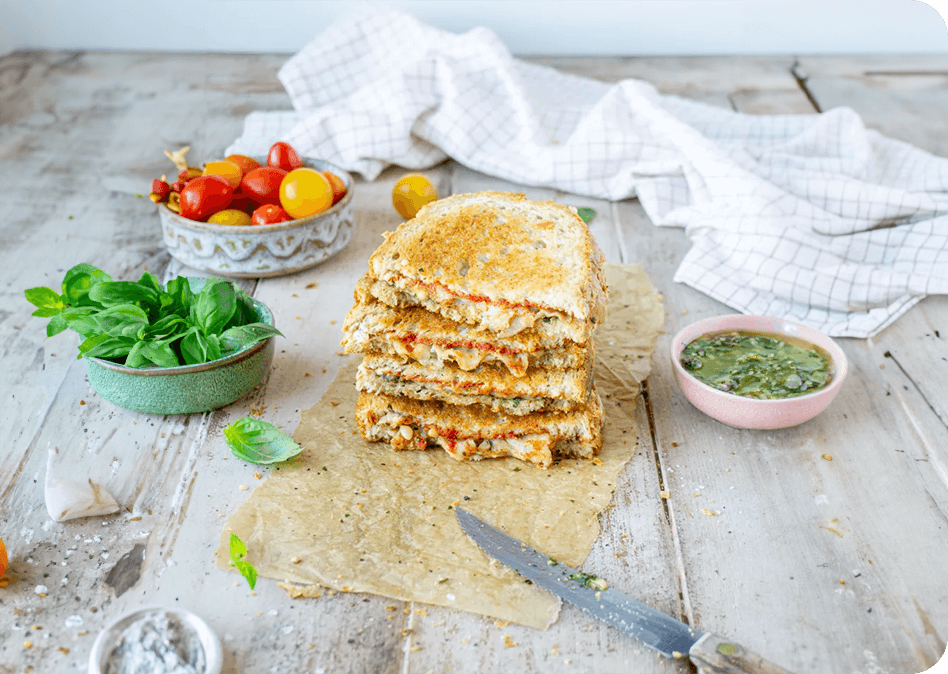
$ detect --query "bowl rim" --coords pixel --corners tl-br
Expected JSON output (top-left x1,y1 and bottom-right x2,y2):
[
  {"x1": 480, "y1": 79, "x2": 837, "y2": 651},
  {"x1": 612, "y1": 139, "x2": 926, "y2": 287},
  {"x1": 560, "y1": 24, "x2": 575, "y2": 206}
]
[
  {"x1": 158, "y1": 157, "x2": 353, "y2": 234},
  {"x1": 88, "y1": 604, "x2": 223, "y2": 674},
  {"x1": 670, "y1": 314, "x2": 849, "y2": 404},
  {"x1": 87, "y1": 287, "x2": 275, "y2": 377}
]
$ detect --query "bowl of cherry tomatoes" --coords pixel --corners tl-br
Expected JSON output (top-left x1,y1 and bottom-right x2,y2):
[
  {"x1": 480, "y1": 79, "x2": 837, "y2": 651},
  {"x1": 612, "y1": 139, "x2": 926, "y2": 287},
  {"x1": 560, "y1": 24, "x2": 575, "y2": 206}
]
[{"x1": 151, "y1": 142, "x2": 354, "y2": 278}]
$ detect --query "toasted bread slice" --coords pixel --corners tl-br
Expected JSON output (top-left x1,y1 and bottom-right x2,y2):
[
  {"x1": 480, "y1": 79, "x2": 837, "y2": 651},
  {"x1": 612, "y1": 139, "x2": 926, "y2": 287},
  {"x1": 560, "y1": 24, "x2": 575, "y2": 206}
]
[
  {"x1": 357, "y1": 353, "x2": 593, "y2": 416},
  {"x1": 342, "y1": 281, "x2": 589, "y2": 376},
  {"x1": 366, "y1": 192, "x2": 608, "y2": 341},
  {"x1": 356, "y1": 388, "x2": 603, "y2": 469}
]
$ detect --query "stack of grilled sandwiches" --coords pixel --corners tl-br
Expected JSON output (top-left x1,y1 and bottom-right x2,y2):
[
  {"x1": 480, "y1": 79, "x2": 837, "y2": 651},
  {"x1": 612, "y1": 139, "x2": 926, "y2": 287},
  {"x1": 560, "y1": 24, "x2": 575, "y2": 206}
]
[{"x1": 341, "y1": 191, "x2": 609, "y2": 469}]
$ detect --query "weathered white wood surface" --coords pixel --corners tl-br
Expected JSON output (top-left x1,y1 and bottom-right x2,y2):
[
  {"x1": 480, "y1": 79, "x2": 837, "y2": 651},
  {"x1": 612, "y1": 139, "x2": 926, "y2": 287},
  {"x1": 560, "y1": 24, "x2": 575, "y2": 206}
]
[{"x1": 0, "y1": 52, "x2": 946, "y2": 674}]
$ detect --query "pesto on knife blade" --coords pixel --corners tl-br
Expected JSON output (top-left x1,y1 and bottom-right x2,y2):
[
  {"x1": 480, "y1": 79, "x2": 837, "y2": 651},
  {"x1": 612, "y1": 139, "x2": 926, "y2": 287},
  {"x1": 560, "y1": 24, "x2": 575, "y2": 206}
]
[{"x1": 680, "y1": 331, "x2": 832, "y2": 399}]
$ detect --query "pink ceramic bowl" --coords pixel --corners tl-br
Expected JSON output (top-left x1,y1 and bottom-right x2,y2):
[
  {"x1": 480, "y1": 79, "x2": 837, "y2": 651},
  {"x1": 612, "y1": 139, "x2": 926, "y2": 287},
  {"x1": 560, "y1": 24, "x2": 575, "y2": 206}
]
[{"x1": 670, "y1": 315, "x2": 848, "y2": 430}]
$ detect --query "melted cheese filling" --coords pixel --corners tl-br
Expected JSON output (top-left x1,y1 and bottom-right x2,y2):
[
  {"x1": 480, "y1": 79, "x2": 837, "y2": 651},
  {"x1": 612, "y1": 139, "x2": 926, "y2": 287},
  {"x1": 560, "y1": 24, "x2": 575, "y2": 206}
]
[
  {"x1": 390, "y1": 339, "x2": 530, "y2": 376},
  {"x1": 374, "y1": 413, "x2": 558, "y2": 467}
]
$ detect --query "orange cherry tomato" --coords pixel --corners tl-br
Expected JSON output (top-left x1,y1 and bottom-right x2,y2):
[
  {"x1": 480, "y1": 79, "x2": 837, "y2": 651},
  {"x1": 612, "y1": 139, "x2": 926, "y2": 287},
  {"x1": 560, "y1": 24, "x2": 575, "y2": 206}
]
[
  {"x1": 279, "y1": 168, "x2": 333, "y2": 219},
  {"x1": 392, "y1": 174, "x2": 437, "y2": 219},
  {"x1": 203, "y1": 160, "x2": 243, "y2": 189},
  {"x1": 208, "y1": 209, "x2": 252, "y2": 226},
  {"x1": 267, "y1": 142, "x2": 302, "y2": 172},
  {"x1": 321, "y1": 171, "x2": 347, "y2": 206},
  {"x1": 0, "y1": 537, "x2": 7, "y2": 578},
  {"x1": 225, "y1": 154, "x2": 262, "y2": 175},
  {"x1": 252, "y1": 204, "x2": 293, "y2": 226}
]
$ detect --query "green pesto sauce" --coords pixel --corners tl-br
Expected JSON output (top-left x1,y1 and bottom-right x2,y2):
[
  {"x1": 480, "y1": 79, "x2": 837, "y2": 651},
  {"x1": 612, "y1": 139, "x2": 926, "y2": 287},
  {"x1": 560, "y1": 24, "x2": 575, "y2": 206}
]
[{"x1": 680, "y1": 331, "x2": 832, "y2": 399}]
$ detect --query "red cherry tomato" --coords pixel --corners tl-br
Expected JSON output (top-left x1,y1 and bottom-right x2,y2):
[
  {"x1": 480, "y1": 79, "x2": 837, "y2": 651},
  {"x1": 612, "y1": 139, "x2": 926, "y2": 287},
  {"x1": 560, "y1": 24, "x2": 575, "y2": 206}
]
[
  {"x1": 251, "y1": 204, "x2": 293, "y2": 226},
  {"x1": 179, "y1": 175, "x2": 233, "y2": 221},
  {"x1": 240, "y1": 167, "x2": 287, "y2": 205},
  {"x1": 229, "y1": 189, "x2": 256, "y2": 215},
  {"x1": 267, "y1": 142, "x2": 302, "y2": 172}
]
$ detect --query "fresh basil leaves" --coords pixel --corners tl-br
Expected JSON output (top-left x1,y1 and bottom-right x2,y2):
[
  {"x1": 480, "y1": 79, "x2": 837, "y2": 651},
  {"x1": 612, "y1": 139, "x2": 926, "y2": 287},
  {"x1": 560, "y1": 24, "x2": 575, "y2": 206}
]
[
  {"x1": 223, "y1": 418, "x2": 302, "y2": 465},
  {"x1": 25, "y1": 263, "x2": 282, "y2": 368}
]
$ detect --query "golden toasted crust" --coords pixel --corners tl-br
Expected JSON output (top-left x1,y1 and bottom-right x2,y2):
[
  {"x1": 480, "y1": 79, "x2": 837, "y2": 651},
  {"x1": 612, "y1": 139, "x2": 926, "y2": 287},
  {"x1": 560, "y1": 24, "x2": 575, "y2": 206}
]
[{"x1": 368, "y1": 192, "x2": 608, "y2": 327}]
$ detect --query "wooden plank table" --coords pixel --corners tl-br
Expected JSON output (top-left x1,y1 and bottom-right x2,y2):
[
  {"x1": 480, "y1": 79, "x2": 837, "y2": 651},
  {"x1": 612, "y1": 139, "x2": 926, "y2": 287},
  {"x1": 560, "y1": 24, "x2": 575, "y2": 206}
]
[{"x1": 1, "y1": 51, "x2": 946, "y2": 674}]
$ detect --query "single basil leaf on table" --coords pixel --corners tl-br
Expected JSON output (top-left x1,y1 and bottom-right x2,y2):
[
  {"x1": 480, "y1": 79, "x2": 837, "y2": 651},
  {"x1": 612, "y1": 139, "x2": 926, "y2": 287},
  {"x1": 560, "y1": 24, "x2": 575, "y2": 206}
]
[
  {"x1": 125, "y1": 340, "x2": 181, "y2": 368},
  {"x1": 24, "y1": 287, "x2": 65, "y2": 316},
  {"x1": 89, "y1": 281, "x2": 159, "y2": 310},
  {"x1": 62, "y1": 263, "x2": 112, "y2": 307},
  {"x1": 191, "y1": 277, "x2": 238, "y2": 335},
  {"x1": 220, "y1": 323, "x2": 283, "y2": 354},
  {"x1": 223, "y1": 418, "x2": 302, "y2": 465}
]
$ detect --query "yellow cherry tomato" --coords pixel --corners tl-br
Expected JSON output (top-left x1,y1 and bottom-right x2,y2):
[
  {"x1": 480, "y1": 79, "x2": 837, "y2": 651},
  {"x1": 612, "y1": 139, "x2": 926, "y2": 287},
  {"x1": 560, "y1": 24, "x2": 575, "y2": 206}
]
[
  {"x1": 279, "y1": 168, "x2": 333, "y2": 219},
  {"x1": 392, "y1": 174, "x2": 437, "y2": 219},
  {"x1": 207, "y1": 209, "x2": 252, "y2": 226},
  {"x1": 203, "y1": 160, "x2": 243, "y2": 189}
]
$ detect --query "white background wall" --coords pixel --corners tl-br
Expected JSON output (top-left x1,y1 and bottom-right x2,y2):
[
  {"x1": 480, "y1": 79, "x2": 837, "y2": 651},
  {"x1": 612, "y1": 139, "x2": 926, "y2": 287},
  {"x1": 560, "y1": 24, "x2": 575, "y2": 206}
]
[{"x1": 0, "y1": 0, "x2": 946, "y2": 57}]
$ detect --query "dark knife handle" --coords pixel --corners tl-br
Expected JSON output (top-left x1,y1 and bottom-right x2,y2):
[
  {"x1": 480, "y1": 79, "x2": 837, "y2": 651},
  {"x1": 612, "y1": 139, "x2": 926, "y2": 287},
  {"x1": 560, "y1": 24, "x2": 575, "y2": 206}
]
[{"x1": 689, "y1": 633, "x2": 795, "y2": 674}]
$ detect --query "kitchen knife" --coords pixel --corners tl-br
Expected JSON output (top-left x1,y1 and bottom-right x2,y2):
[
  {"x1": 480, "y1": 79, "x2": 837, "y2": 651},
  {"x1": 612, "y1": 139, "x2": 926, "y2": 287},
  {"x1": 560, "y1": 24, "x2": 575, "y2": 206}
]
[{"x1": 456, "y1": 507, "x2": 795, "y2": 674}]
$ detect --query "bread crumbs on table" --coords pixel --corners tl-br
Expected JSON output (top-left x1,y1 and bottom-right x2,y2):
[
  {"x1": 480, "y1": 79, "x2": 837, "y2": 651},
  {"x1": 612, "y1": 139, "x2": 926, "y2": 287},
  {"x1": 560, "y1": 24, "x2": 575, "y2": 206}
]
[
  {"x1": 58, "y1": 647, "x2": 69, "y2": 654},
  {"x1": 79, "y1": 400, "x2": 85, "y2": 405},
  {"x1": 305, "y1": 372, "x2": 311, "y2": 377},
  {"x1": 822, "y1": 454, "x2": 833, "y2": 461},
  {"x1": 305, "y1": 282, "x2": 317, "y2": 289},
  {"x1": 254, "y1": 472, "x2": 262, "y2": 479},
  {"x1": 659, "y1": 490, "x2": 670, "y2": 499},
  {"x1": 502, "y1": 635, "x2": 518, "y2": 648}
]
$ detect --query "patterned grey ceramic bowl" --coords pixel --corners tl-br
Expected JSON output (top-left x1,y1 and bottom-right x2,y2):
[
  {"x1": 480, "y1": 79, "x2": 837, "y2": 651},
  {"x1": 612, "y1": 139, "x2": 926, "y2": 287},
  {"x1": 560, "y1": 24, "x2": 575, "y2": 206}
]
[
  {"x1": 85, "y1": 293, "x2": 275, "y2": 415},
  {"x1": 158, "y1": 158, "x2": 354, "y2": 278},
  {"x1": 89, "y1": 605, "x2": 223, "y2": 674}
]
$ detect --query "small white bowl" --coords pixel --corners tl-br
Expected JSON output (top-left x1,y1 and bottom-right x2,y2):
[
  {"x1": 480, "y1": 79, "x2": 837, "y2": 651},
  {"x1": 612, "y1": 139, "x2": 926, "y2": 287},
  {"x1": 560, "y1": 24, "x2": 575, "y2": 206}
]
[
  {"x1": 670, "y1": 314, "x2": 848, "y2": 430},
  {"x1": 89, "y1": 605, "x2": 223, "y2": 674},
  {"x1": 158, "y1": 158, "x2": 354, "y2": 278}
]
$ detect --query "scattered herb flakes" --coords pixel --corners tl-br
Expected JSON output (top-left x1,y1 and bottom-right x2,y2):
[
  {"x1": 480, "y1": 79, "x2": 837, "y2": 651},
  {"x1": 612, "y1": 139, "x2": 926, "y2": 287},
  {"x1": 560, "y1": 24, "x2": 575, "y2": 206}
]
[{"x1": 223, "y1": 418, "x2": 302, "y2": 465}]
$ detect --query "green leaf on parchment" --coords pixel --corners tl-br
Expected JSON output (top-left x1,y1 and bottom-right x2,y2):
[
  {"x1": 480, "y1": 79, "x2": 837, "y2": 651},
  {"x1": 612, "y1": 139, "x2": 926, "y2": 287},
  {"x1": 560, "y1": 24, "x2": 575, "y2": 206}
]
[{"x1": 229, "y1": 533, "x2": 257, "y2": 590}]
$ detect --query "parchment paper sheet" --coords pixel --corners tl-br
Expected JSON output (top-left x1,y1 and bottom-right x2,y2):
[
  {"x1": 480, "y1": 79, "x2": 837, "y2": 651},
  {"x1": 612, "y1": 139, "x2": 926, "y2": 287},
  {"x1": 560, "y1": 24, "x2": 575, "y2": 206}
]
[{"x1": 217, "y1": 264, "x2": 664, "y2": 629}]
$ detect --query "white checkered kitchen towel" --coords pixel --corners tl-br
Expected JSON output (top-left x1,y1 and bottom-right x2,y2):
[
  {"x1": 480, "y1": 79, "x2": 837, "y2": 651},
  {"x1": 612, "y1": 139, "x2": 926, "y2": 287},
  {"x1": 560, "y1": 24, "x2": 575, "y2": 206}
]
[{"x1": 227, "y1": 9, "x2": 948, "y2": 338}]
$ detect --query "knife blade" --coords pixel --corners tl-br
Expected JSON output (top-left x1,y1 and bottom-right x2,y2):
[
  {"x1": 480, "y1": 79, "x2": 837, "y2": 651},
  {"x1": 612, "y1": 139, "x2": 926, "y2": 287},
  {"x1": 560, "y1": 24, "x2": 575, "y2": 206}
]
[{"x1": 456, "y1": 507, "x2": 795, "y2": 674}]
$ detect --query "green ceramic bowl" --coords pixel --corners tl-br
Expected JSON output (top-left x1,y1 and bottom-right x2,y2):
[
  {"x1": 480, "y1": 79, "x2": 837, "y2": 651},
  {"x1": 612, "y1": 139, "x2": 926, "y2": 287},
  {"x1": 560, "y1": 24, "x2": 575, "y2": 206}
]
[{"x1": 84, "y1": 295, "x2": 276, "y2": 415}]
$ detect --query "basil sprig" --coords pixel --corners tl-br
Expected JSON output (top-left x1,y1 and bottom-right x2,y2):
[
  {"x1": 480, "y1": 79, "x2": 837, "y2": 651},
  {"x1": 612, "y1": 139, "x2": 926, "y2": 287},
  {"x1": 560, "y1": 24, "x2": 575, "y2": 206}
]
[
  {"x1": 223, "y1": 418, "x2": 302, "y2": 465},
  {"x1": 25, "y1": 263, "x2": 282, "y2": 368}
]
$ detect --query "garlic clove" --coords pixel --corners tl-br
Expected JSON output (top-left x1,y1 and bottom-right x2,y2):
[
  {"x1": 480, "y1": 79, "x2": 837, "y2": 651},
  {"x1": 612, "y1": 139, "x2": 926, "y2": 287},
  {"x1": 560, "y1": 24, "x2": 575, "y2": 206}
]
[{"x1": 45, "y1": 447, "x2": 120, "y2": 523}]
